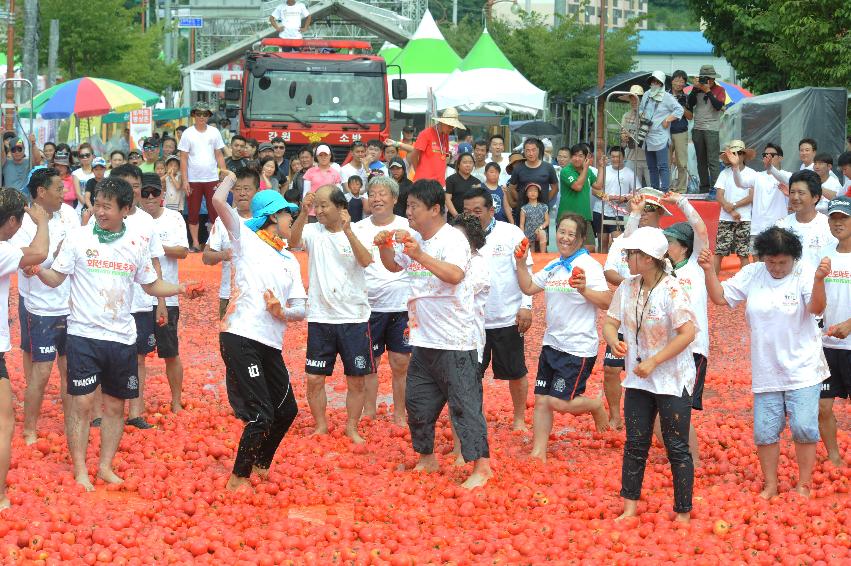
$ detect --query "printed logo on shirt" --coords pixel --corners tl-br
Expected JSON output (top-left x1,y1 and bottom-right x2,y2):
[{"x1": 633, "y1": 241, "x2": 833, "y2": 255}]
[
  {"x1": 305, "y1": 359, "x2": 327, "y2": 369},
  {"x1": 407, "y1": 260, "x2": 433, "y2": 279},
  {"x1": 781, "y1": 292, "x2": 799, "y2": 308},
  {"x1": 85, "y1": 259, "x2": 138, "y2": 278},
  {"x1": 825, "y1": 269, "x2": 851, "y2": 285},
  {"x1": 545, "y1": 278, "x2": 578, "y2": 294},
  {"x1": 490, "y1": 243, "x2": 511, "y2": 257},
  {"x1": 247, "y1": 364, "x2": 260, "y2": 378},
  {"x1": 86, "y1": 249, "x2": 100, "y2": 258}
]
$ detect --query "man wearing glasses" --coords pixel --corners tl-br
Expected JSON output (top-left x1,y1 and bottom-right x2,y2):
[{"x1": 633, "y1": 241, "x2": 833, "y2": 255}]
[
  {"x1": 271, "y1": 137, "x2": 289, "y2": 185},
  {"x1": 139, "y1": 138, "x2": 160, "y2": 174},
  {"x1": 2, "y1": 135, "x2": 42, "y2": 197},
  {"x1": 713, "y1": 140, "x2": 757, "y2": 274}
]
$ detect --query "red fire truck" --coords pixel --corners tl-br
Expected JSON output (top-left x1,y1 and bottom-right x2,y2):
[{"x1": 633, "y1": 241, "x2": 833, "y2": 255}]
[{"x1": 224, "y1": 38, "x2": 406, "y2": 161}]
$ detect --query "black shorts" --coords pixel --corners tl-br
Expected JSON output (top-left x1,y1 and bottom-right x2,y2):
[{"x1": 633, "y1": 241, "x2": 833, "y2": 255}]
[
  {"x1": 481, "y1": 325, "x2": 527, "y2": 380},
  {"x1": 0, "y1": 352, "x2": 7, "y2": 380},
  {"x1": 66, "y1": 334, "x2": 139, "y2": 399},
  {"x1": 592, "y1": 211, "x2": 623, "y2": 235},
  {"x1": 692, "y1": 353, "x2": 707, "y2": 410},
  {"x1": 821, "y1": 348, "x2": 851, "y2": 399},
  {"x1": 305, "y1": 321, "x2": 374, "y2": 376},
  {"x1": 154, "y1": 306, "x2": 180, "y2": 359},
  {"x1": 604, "y1": 332, "x2": 625, "y2": 368},
  {"x1": 369, "y1": 311, "x2": 412, "y2": 358},
  {"x1": 18, "y1": 297, "x2": 29, "y2": 352},
  {"x1": 133, "y1": 310, "x2": 157, "y2": 355},
  {"x1": 535, "y1": 346, "x2": 596, "y2": 401},
  {"x1": 25, "y1": 313, "x2": 68, "y2": 362}
]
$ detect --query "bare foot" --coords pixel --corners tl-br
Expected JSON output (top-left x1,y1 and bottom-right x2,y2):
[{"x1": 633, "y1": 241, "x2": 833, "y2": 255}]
[
  {"x1": 345, "y1": 428, "x2": 365, "y2": 444},
  {"x1": 225, "y1": 474, "x2": 252, "y2": 492},
  {"x1": 97, "y1": 468, "x2": 124, "y2": 485},
  {"x1": 310, "y1": 426, "x2": 329, "y2": 436},
  {"x1": 674, "y1": 512, "x2": 691, "y2": 524},
  {"x1": 171, "y1": 402, "x2": 183, "y2": 414},
  {"x1": 0, "y1": 497, "x2": 9, "y2": 511},
  {"x1": 616, "y1": 500, "x2": 638, "y2": 521},
  {"x1": 827, "y1": 453, "x2": 843, "y2": 467},
  {"x1": 392, "y1": 415, "x2": 407, "y2": 427},
  {"x1": 615, "y1": 510, "x2": 636, "y2": 521},
  {"x1": 512, "y1": 419, "x2": 528, "y2": 432},
  {"x1": 23, "y1": 431, "x2": 37, "y2": 446},
  {"x1": 362, "y1": 410, "x2": 377, "y2": 419},
  {"x1": 592, "y1": 402, "x2": 611, "y2": 432},
  {"x1": 75, "y1": 473, "x2": 95, "y2": 492},
  {"x1": 413, "y1": 455, "x2": 439, "y2": 473},
  {"x1": 609, "y1": 417, "x2": 623, "y2": 430},
  {"x1": 759, "y1": 485, "x2": 778, "y2": 500},
  {"x1": 453, "y1": 453, "x2": 465, "y2": 467},
  {"x1": 252, "y1": 465, "x2": 270, "y2": 479},
  {"x1": 530, "y1": 449, "x2": 547, "y2": 463},
  {"x1": 461, "y1": 469, "x2": 493, "y2": 490},
  {"x1": 793, "y1": 485, "x2": 810, "y2": 498}
]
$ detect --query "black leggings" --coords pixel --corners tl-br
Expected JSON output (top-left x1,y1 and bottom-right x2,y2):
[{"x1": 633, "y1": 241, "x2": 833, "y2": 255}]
[
  {"x1": 220, "y1": 332, "x2": 298, "y2": 477},
  {"x1": 621, "y1": 387, "x2": 694, "y2": 513}
]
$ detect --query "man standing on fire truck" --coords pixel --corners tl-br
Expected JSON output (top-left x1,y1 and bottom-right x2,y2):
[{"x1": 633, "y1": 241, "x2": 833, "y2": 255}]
[{"x1": 269, "y1": 0, "x2": 312, "y2": 40}]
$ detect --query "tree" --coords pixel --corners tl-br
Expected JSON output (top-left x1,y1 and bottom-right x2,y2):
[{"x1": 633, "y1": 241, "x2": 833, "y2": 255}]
[{"x1": 688, "y1": 0, "x2": 851, "y2": 94}]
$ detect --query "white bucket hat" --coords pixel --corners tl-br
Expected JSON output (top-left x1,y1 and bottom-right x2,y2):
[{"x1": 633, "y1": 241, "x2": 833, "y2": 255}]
[
  {"x1": 435, "y1": 107, "x2": 465, "y2": 130},
  {"x1": 620, "y1": 226, "x2": 669, "y2": 260},
  {"x1": 649, "y1": 70, "x2": 666, "y2": 86}
]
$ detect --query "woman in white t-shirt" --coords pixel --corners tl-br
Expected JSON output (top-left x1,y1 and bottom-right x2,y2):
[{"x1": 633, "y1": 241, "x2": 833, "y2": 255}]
[
  {"x1": 516, "y1": 214, "x2": 613, "y2": 463},
  {"x1": 701, "y1": 226, "x2": 827, "y2": 499},
  {"x1": 603, "y1": 226, "x2": 697, "y2": 523}
]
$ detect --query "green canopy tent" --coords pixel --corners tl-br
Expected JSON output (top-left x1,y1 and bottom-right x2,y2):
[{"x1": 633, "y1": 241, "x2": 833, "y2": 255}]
[{"x1": 378, "y1": 41, "x2": 402, "y2": 64}]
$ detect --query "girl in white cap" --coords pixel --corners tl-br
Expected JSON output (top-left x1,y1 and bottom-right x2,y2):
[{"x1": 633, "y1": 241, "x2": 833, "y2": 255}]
[{"x1": 602, "y1": 226, "x2": 698, "y2": 523}]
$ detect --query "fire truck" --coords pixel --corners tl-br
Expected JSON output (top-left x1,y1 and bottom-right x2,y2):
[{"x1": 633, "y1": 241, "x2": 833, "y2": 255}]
[{"x1": 223, "y1": 38, "x2": 406, "y2": 162}]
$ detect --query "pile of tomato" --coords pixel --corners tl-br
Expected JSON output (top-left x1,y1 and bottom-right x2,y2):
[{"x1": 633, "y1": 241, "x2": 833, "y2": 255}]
[{"x1": 1, "y1": 254, "x2": 848, "y2": 565}]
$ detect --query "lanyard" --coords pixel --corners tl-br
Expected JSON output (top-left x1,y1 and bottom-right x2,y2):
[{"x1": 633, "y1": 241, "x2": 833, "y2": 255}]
[{"x1": 633, "y1": 272, "x2": 665, "y2": 363}]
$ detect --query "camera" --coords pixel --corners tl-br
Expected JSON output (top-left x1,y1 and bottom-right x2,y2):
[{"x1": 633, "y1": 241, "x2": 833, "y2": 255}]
[
  {"x1": 699, "y1": 76, "x2": 709, "y2": 84},
  {"x1": 635, "y1": 118, "x2": 652, "y2": 148}
]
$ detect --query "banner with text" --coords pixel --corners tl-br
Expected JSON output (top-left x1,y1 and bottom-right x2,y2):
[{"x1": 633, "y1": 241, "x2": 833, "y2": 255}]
[
  {"x1": 129, "y1": 108, "x2": 153, "y2": 151},
  {"x1": 190, "y1": 70, "x2": 244, "y2": 92}
]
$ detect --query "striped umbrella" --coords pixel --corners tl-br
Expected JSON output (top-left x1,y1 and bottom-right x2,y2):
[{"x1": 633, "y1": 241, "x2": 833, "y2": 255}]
[
  {"x1": 684, "y1": 80, "x2": 754, "y2": 108},
  {"x1": 20, "y1": 77, "x2": 160, "y2": 119}
]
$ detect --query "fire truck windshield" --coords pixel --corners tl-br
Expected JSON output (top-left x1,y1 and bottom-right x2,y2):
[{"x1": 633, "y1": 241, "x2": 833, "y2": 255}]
[{"x1": 246, "y1": 70, "x2": 386, "y2": 125}]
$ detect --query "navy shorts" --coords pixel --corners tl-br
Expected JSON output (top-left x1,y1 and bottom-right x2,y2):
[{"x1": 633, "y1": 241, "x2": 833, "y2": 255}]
[
  {"x1": 692, "y1": 353, "x2": 707, "y2": 410},
  {"x1": 154, "y1": 306, "x2": 180, "y2": 359},
  {"x1": 481, "y1": 325, "x2": 527, "y2": 380},
  {"x1": 368, "y1": 311, "x2": 412, "y2": 358},
  {"x1": 18, "y1": 297, "x2": 29, "y2": 352},
  {"x1": 305, "y1": 321, "x2": 374, "y2": 376},
  {"x1": 592, "y1": 211, "x2": 623, "y2": 235},
  {"x1": 26, "y1": 313, "x2": 68, "y2": 362},
  {"x1": 0, "y1": 353, "x2": 7, "y2": 380},
  {"x1": 535, "y1": 346, "x2": 597, "y2": 401},
  {"x1": 821, "y1": 348, "x2": 851, "y2": 399},
  {"x1": 604, "y1": 332, "x2": 625, "y2": 368},
  {"x1": 133, "y1": 310, "x2": 157, "y2": 355},
  {"x1": 66, "y1": 334, "x2": 139, "y2": 399}
]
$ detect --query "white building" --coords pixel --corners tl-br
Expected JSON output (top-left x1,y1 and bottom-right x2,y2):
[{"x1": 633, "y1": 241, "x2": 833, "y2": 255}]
[{"x1": 493, "y1": 0, "x2": 648, "y2": 29}]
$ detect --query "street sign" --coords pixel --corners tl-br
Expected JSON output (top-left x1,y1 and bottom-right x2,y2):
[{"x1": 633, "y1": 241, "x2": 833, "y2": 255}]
[{"x1": 178, "y1": 17, "x2": 203, "y2": 28}]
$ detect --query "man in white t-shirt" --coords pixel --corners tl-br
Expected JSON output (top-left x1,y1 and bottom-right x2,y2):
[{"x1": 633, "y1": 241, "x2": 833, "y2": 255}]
[
  {"x1": 813, "y1": 196, "x2": 851, "y2": 467},
  {"x1": 743, "y1": 144, "x2": 790, "y2": 240},
  {"x1": 0, "y1": 188, "x2": 50, "y2": 510},
  {"x1": 269, "y1": 0, "x2": 311, "y2": 39},
  {"x1": 462, "y1": 187, "x2": 533, "y2": 431},
  {"x1": 713, "y1": 142, "x2": 757, "y2": 274},
  {"x1": 140, "y1": 173, "x2": 190, "y2": 414},
  {"x1": 813, "y1": 153, "x2": 842, "y2": 213},
  {"x1": 340, "y1": 141, "x2": 368, "y2": 189},
  {"x1": 838, "y1": 151, "x2": 851, "y2": 196},
  {"x1": 37, "y1": 177, "x2": 193, "y2": 492},
  {"x1": 203, "y1": 168, "x2": 259, "y2": 318},
  {"x1": 177, "y1": 102, "x2": 227, "y2": 252},
  {"x1": 11, "y1": 168, "x2": 79, "y2": 446},
  {"x1": 776, "y1": 170, "x2": 837, "y2": 267},
  {"x1": 471, "y1": 140, "x2": 489, "y2": 183},
  {"x1": 353, "y1": 176, "x2": 413, "y2": 426},
  {"x1": 377, "y1": 179, "x2": 493, "y2": 490},
  {"x1": 593, "y1": 146, "x2": 635, "y2": 252}
]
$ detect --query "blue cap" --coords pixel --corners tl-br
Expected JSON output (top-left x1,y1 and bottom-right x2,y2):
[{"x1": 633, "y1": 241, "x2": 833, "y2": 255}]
[
  {"x1": 827, "y1": 196, "x2": 851, "y2": 216},
  {"x1": 457, "y1": 142, "x2": 473, "y2": 155},
  {"x1": 244, "y1": 190, "x2": 298, "y2": 232},
  {"x1": 369, "y1": 161, "x2": 384, "y2": 170}
]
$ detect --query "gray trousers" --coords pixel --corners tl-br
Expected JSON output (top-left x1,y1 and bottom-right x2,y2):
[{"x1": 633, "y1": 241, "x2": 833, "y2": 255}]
[
  {"x1": 692, "y1": 128, "x2": 720, "y2": 192},
  {"x1": 406, "y1": 346, "x2": 490, "y2": 462}
]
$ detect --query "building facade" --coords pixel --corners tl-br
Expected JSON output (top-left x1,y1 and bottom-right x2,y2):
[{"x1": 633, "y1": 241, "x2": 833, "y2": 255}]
[{"x1": 494, "y1": 0, "x2": 648, "y2": 29}]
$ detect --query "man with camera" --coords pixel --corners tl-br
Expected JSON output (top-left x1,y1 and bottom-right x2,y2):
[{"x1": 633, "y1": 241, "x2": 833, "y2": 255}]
[{"x1": 687, "y1": 64, "x2": 726, "y2": 195}]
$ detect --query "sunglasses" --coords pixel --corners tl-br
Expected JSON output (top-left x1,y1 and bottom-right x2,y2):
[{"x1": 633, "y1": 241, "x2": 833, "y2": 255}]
[
  {"x1": 643, "y1": 204, "x2": 660, "y2": 213},
  {"x1": 762, "y1": 152, "x2": 778, "y2": 158},
  {"x1": 10, "y1": 146, "x2": 24, "y2": 153},
  {"x1": 273, "y1": 145, "x2": 286, "y2": 149},
  {"x1": 141, "y1": 188, "x2": 162, "y2": 198},
  {"x1": 143, "y1": 146, "x2": 158, "y2": 151},
  {"x1": 79, "y1": 153, "x2": 92, "y2": 158}
]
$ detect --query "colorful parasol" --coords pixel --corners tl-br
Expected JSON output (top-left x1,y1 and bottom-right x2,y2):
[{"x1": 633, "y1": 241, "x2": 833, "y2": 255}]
[
  {"x1": 19, "y1": 77, "x2": 160, "y2": 119},
  {"x1": 684, "y1": 80, "x2": 753, "y2": 108}
]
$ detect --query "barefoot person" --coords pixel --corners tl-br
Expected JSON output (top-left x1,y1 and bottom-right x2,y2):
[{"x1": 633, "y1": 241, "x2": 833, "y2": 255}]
[
  {"x1": 462, "y1": 187, "x2": 533, "y2": 431},
  {"x1": 353, "y1": 176, "x2": 413, "y2": 426},
  {"x1": 36, "y1": 178, "x2": 194, "y2": 491},
  {"x1": 139, "y1": 173, "x2": 190, "y2": 413},
  {"x1": 377, "y1": 179, "x2": 493, "y2": 489},
  {"x1": 515, "y1": 213, "x2": 612, "y2": 462},
  {"x1": 702, "y1": 227, "x2": 826, "y2": 498},
  {"x1": 0, "y1": 189, "x2": 50, "y2": 509},
  {"x1": 212, "y1": 173, "x2": 306, "y2": 491},
  {"x1": 813, "y1": 196, "x2": 851, "y2": 467},
  {"x1": 603, "y1": 226, "x2": 697, "y2": 523},
  {"x1": 290, "y1": 185, "x2": 374, "y2": 443},
  {"x1": 12, "y1": 168, "x2": 78, "y2": 445}
]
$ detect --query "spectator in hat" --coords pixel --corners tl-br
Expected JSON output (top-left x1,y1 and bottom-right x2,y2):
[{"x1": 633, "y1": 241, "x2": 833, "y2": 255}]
[
  {"x1": 2, "y1": 135, "x2": 41, "y2": 196},
  {"x1": 84, "y1": 157, "x2": 109, "y2": 210},
  {"x1": 669, "y1": 70, "x2": 693, "y2": 192},
  {"x1": 53, "y1": 150, "x2": 83, "y2": 210},
  {"x1": 139, "y1": 137, "x2": 160, "y2": 173},
  {"x1": 258, "y1": 142, "x2": 275, "y2": 161},
  {"x1": 302, "y1": 144, "x2": 342, "y2": 221},
  {"x1": 411, "y1": 107, "x2": 465, "y2": 187},
  {"x1": 713, "y1": 141, "x2": 757, "y2": 274},
  {"x1": 388, "y1": 157, "x2": 412, "y2": 217},
  {"x1": 687, "y1": 64, "x2": 726, "y2": 194},
  {"x1": 620, "y1": 85, "x2": 650, "y2": 189},
  {"x1": 636, "y1": 71, "x2": 684, "y2": 191},
  {"x1": 128, "y1": 150, "x2": 143, "y2": 167}
]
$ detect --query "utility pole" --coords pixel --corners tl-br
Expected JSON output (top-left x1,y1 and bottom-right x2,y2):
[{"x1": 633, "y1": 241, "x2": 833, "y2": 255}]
[
  {"x1": 595, "y1": 0, "x2": 607, "y2": 162},
  {"x1": 22, "y1": 0, "x2": 38, "y2": 90},
  {"x1": 163, "y1": 0, "x2": 172, "y2": 107},
  {"x1": 47, "y1": 20, "x2": 59, "y2": 89},
  {"x1": 452, "y1": 0, "x2": 457, "y2": 25},
  {"x1": 5, "y1": 0, "x2": 16, "y2": 132}
]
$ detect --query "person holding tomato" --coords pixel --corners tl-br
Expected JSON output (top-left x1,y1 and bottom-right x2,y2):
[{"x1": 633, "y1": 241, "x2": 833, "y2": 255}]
[{"x1": 603, "y1": 226, "x2": 698, "y2": 523}]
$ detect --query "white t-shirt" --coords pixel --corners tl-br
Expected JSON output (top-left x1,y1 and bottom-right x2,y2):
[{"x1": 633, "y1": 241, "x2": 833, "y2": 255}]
[
  {"x1": 271, "y1": 1, "x2": 310, "y2": 39},
  {"x1": 468, "y1": 253, "x2": 490, "y2": 361},
  {"x1": 715, "y1": 166, "x2": 757, "y2": 222},
  {"x1": 176, "y1": 125, "x2": 225, "y2": 183},
  {"x1": 817, "y1": 175, "x2": 843, "y2": 213},
  {"x1": 72, "y1": 168, "x2": 95, "y2": 187},
  {"x1": 675, "y1": 257, "x2": 709, "y2": 357},
  {"x1": 481, "y1": 221, "x2": 532, "y2": 329},
  {"x1": 51, "y1": 224, "x2": 157, "y2": 345},
  {"x1": 608, "y1": 274, "x2": 698, "y2": 396},
  {"x1": 0, "y1": 242, "x2": 23, "y2": 352},
  {"x1": 340, "y1": 162, "x2": 367, "y2": 188},
  {"x1": 149, "y1": 208, "x2": 189, "y2": 307},
  {"x1": 722, "y1": 262, "x2": 828, "y2": 393},
  {"x1": 352, "y1": 215, "x2": 411, "y2": 312},
  {"x1": 533, "y1": 253, "x2": 608, "y2": 358},
  {"x1": 776, "y1": 213, "x2": 837, "y2": 267},
  {"x1": 749, "y1": 171, "x2": 789, "y2": 235},
  {"x1": 820, "y1": 245, "x2": 851, "y2": 350},
  {"x1": 594, "y1": 165, "x2": 635, "y2": 215},
  {"x1": 219, "y1": 207, "x2": 306, "y2": 350},
  {"x1": 10, "y1": 204, "x2": 78, "y2": 316},
  {"x1": 301, "y1": 223, "x2": 370, "y2": 323},
  {"x1": 208, "y1": 216, "x2": 238, "y2": 299},
  {"x1": 394, "y1": 223, "x2": 477, "y2": 351}
]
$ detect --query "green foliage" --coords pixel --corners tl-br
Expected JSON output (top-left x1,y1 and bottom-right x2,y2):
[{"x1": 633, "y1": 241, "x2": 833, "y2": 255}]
[
  {"x1": 35, "y1": 0, "x2": 178, "y2": 93},
  {"x1": 646, "y1": 0, "x2": 699, "y2": 30},
  {"x1": 688, "y1": 0, "x2": 851, "y2": 94},
  {"x1": 440, "y1": 12, "x2": 639, "y2": 100}
]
